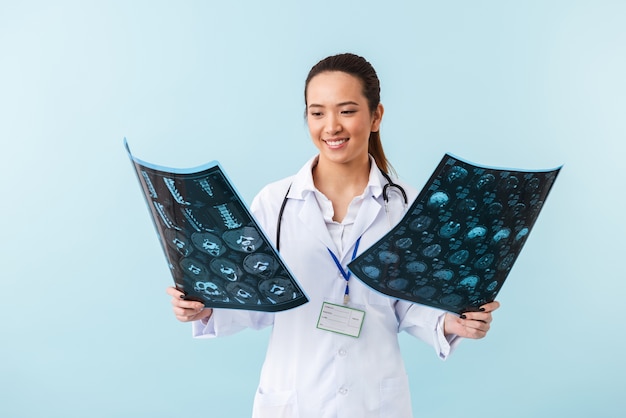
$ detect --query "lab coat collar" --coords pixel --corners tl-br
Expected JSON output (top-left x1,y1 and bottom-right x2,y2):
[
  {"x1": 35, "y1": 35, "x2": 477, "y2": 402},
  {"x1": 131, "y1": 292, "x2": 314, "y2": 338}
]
[
  {"x1": 287, "y1": 155, "x2": 386, "y2": 199},
  {"x1": 287, "y1": 155, "x2": 387, "y2": 259}
]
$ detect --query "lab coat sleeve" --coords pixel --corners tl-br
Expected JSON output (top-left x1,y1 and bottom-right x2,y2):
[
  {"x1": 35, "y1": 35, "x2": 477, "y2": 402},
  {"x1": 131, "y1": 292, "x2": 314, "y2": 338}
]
[
  {"x1": 192, "y1": 309, "x2": 275, "y2": 338},
  {"x1": 395, "y1": 301, "x2": 461, "y2": 360}
]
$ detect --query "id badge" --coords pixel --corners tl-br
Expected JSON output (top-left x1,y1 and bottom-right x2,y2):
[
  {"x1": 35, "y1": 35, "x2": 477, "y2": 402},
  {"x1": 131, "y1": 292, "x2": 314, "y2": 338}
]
[{"x1": 316, "y1": 301, "x2": 365, "y2": 338}]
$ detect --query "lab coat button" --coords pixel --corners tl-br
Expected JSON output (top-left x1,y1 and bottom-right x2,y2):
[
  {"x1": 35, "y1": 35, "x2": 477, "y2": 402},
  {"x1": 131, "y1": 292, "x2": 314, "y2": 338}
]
[
  {"x1": 338, "y1": 349, "x2": 347, "y2": 357},
  {"x1": 338, "y1": 386, "x2": 348, "y2": 395}
]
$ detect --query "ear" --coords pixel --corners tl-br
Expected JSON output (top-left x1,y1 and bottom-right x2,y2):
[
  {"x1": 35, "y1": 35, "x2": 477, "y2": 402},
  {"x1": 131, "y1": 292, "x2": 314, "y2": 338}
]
[{"x1": 370, "y1": 103, "x2": 384, "y2": 132}]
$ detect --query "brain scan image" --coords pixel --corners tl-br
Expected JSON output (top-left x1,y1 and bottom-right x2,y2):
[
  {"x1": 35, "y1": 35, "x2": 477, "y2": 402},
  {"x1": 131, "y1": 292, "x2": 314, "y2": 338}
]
[
  {"x1": 406, "y1": 261, "x2": 428, "y2": 274},
  {"x1": 428, "y1": 191, "x2": 450, "y2": 209},
  {"x1": 243, "y1": 253, "x2": 277, "y2": 278},
  {"x1": 409, "y1": 215, "x2": 432, "y2": 232},
  {"x1": 414, "y1": 286, "x2": 437, "y2": 299},
  {"x1": 466, "y1": 226, "x2": 488, "y2": 241},
  {"x1": 439, "y1": 221, "x2": 461, "y2": 238},
  {"x1": 432, "y1": 269, "x2": 454, "y2": 281},
  {"x1": 458, "y1": 199, "x2": 478, "y2": 214},
  {"x1": 126, "y1": 141, "x2": 308, "y2": 312},
  {"x1": 192, "y1": 232, "x2": 227, "y2": 257},
  {"x1": 378, "y1": 250, "x2": 400, "y2": 264},
  {"x1": 476, "y1": 173, "x2": 496, "y2": 191},
  {"x1": 164, "y1": 229, "x2": 194, "y2": 257},
  {"x1": 395, "y1": 237, "x2": 413, "y2": 250},
  {"x1": 515, "y1": 227, "x2": 529, "y2": 241},
  {"x1": 459, "y1": 275, "x2": 479, "y2": 290},
  {"x1": 192, "y1": 279, "x2": 230, "y2": 303},
  {"x1": 359, "y1": 265, "x2": 379, "y2": 279},
  {"x1": 349, "y1": 154, "x2": 561, "y2": 314},
  {"x1": 223, "y1": 226, "x2": 264, "y2": 253},
  {"x1": 474, "y1": 253, "x2": 495, "y2": 269},
  {"x1": 180, "y1": 257, "x2": 211, "y2": 281},
  {"x1": 525, "y1": 177, "x2": 540, "y2": 192},
  {"x1": 210, "y1": 258, "x2": 242, "y2": 282},
  {"x1": 387, "y1": 278, "x2": 410, "y2": 291},
  {"x1": 488, "y1": 202, "x2": 503, "y2": 215},
  {"x1": 226, "y1": 282, "x2": 260, "y2": 305},
  {"x1": 446, "y1": 166, "x2": 469, "y2": 183},
  {"x1": 422, "y1": 244, "x2": 442, "y2": 258},
  {"x1": 505, "y1": 175, "x2": 519, "y2": 190}
]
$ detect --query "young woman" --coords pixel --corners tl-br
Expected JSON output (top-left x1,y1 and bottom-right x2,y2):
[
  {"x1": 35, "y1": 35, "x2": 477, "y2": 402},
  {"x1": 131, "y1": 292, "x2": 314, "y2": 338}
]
[{"x1": 167, "y1": 53, "x2": 500, "y2": 418}]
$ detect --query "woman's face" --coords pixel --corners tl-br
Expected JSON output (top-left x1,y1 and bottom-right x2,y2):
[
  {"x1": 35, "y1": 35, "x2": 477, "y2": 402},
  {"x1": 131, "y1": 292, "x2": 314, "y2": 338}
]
[{"x1": 305, "y1": 71, "x2": 383, "y2": 167}]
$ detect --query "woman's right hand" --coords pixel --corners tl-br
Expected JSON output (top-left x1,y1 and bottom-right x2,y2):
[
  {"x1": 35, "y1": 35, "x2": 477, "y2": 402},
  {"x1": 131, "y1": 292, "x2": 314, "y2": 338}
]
[{"x1": 166, "y1": 287, "x2": 213, "y2": 323}]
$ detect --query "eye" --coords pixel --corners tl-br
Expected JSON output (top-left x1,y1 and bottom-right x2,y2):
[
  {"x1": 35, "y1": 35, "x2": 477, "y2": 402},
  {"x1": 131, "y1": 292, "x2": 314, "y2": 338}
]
[
  {"x1": 341, "y1": 109, "x2": 357, "y2": 115},
  {"x1": 309, "y1": 111, "x2": 323, "y2": 117}
]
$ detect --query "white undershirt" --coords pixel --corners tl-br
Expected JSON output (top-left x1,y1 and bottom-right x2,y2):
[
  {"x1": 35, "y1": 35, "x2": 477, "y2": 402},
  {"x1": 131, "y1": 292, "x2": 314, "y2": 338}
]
[{"x1": 312, "y1": 189, "x2": 365, "y2": 257}]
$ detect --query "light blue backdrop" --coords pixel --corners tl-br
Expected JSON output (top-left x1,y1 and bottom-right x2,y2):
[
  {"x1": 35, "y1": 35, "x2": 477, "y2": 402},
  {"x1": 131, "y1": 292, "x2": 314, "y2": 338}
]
[{"x1": 1, "y1": 1, "x2": 624, "y2": 417}]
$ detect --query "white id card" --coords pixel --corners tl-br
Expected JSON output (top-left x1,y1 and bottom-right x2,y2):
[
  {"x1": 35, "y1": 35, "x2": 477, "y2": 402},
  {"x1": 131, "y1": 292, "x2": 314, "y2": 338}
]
[{"x1": 316, "y1": 302, "x2": 365, "y2": 338}]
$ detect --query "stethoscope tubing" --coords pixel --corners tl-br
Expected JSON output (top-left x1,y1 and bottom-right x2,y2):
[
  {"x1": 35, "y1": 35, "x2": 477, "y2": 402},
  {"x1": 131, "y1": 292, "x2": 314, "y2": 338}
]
[{"x1": 275, "y1": 173, "x2": 407, "y2": 252}]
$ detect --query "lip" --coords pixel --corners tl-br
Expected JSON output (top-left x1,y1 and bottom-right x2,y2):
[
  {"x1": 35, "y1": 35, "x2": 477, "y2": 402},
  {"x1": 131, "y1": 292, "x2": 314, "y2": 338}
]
[{"x1": 323, "y1": 137, "x2": 349, "y2": 147}]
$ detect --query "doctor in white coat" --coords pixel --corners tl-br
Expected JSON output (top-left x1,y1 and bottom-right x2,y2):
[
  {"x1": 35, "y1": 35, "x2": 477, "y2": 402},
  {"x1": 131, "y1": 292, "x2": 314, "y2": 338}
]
[{"x1": 167, "y1": 53, "x2": 500, "y2": 418}]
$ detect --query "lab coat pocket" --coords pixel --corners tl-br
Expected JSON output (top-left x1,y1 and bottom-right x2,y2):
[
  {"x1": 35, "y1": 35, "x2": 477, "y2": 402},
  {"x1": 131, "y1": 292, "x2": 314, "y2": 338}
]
[
  {"x1": 253, "y1": 387, "x2": 299, "y2": 418},
  {"x1": 379, "y1": 374, "x2": 413, "y2": 418}
]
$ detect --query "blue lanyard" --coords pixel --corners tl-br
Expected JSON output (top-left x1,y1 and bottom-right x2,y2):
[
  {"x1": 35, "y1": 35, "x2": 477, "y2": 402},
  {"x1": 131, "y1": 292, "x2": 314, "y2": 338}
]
[{"x1": 327, "y1": 237, "x2": 361, "y2": 305}]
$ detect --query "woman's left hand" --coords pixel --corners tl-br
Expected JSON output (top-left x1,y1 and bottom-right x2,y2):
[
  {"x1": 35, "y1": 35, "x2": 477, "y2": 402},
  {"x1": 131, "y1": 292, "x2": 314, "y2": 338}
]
[{"x1": 444, "y1": 301, "x2": 500, "y2": 339}]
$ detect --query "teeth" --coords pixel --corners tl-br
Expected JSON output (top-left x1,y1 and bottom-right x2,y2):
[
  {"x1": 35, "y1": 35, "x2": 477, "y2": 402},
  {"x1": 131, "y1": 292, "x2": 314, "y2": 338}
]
[{"x1": 325, "y1": 139, "x2": 347, "y2": 146}]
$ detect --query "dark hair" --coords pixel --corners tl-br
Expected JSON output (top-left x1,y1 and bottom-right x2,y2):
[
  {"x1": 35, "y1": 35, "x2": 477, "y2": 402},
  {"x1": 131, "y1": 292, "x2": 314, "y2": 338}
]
[{"x1": 304, "y1": 53, "x2": 394, "y2": 174}]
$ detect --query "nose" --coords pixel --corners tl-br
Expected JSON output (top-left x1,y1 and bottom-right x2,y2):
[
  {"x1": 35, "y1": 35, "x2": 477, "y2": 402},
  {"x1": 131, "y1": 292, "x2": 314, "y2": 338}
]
[{"x1": 325, "y1": 113, "x2": 342, "y2": 135}]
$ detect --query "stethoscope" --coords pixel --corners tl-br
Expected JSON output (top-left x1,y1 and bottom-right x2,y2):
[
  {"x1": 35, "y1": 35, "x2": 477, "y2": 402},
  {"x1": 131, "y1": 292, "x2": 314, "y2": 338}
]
[{"x1": 275, "y1": 171, "x2": 408, "y2": 251}]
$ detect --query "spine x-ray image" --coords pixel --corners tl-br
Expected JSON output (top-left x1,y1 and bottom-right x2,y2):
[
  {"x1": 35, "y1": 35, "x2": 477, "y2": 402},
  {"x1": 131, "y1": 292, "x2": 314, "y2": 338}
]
[
  {"x1": 348, "y1": 154, "x2": 561, "y2": 314},
  {"x1": 125, "y1": 140, "x2": 308, "y2": 312}
]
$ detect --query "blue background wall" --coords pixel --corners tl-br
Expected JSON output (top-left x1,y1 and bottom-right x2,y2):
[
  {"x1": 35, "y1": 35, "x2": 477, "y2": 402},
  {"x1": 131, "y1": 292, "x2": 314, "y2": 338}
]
[{"x1": 1, "y1": 1, "x2": 624, "y2": 417}]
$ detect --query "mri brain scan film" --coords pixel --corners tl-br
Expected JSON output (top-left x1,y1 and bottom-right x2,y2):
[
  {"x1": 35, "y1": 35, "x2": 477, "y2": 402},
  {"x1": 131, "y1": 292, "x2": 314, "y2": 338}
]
[
  {"x1": 349, "y1": 154, "x2": 560, "y2": 314},
  {"x1": 126, "y1": 140, "x2": 308, "y2": 312}
]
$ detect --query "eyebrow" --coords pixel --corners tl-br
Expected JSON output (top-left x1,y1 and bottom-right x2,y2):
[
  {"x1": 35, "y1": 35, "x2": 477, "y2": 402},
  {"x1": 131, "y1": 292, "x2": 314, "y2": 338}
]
[{"x1": 308, "y1": 101, "x2": 361, "y2": 108}]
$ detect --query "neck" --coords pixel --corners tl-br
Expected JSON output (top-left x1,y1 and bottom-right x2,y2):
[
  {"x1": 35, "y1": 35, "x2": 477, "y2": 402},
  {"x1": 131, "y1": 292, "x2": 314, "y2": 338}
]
[{"x1": 313, "y1": 156, "x2": 370, "y2": 200}]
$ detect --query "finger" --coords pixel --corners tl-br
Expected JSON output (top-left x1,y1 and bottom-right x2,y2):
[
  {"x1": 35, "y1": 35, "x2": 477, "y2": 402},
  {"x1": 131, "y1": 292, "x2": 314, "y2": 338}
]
[
  {"x1": 175, "y1": 313, "x2": 197, "y2": 322},
  {"x1": 166, "y1": 287, "x2": 204, "y2": 309},
  {"x1": 461, "y1": 318, "x2": 491, "y2": 338},
  {"x1": 171, "y1": 297, "x2": 205, "y2": 311},
  {"x1": 460, "y1": 312, "x2": 492, "y2": 324},
  {"x1": 166, "y1": 287, "x2": 184, "y2": 298},
  {"x1": 173, "y1": 304, "x2": 205, "y2": 320},
  {"x1": 172, "y1": 303, "x2": 203, "y2": 315},
  {"x1": 479, "y1": 301, "x2": 500, "y2": 313}
]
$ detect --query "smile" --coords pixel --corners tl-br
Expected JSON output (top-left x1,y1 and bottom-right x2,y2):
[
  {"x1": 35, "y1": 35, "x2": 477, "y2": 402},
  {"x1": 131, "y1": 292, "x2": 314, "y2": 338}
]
[{"x1": 324, "y1": 138, "x2": 348, "y2": 146}]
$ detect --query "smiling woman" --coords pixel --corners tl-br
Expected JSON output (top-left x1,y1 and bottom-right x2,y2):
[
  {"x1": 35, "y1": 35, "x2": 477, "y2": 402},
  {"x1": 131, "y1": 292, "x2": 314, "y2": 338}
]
[
  {"x1": 306, "y1": 71, "x2": 383, "y2": 221},
  {"x1": 166, "y1": 52, "x2": 499, "y2": 418},
  {"x1": 306, "y1": 72, "x2": 378, "y2": 160},
  {"x1": 305, "y1": 53, "x2": 390, "y2": 173}
]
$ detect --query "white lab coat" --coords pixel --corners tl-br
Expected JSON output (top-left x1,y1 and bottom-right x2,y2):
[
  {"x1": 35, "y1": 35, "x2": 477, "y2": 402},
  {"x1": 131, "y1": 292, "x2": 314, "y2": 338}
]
[{"x1": 193, "y1": 156, "x2": 460, "y2": 418}]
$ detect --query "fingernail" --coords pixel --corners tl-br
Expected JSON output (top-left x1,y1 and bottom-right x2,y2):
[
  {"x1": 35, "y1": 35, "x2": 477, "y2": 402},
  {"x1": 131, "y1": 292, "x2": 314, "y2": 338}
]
[{"x1": 460, "y1": 314, "x2": 467, "y2": 319}]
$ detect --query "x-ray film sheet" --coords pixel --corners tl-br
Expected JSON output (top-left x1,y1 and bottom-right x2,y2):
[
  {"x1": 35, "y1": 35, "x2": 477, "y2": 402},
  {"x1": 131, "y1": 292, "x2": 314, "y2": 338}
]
[
  {"x1": 125, "y1": 139, "x2": 308, "y2": 312},
  {"x1": 349, "y1": 153, "x2": 560, "y2": 314}
]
